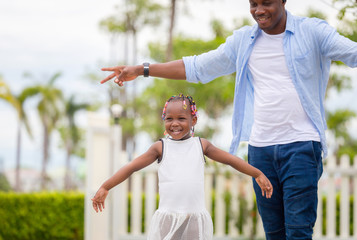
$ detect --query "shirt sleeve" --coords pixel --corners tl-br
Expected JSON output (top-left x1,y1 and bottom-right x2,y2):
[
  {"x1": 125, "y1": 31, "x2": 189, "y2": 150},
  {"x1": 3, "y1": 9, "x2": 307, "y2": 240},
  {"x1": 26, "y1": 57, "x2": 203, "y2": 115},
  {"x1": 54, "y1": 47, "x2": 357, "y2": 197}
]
[
  {"x1": 314, "y1": 19, "x2": 357, "y2": 68},
  {"x1": 183, "y1": 33, "x2": 239, "y2": 84}
]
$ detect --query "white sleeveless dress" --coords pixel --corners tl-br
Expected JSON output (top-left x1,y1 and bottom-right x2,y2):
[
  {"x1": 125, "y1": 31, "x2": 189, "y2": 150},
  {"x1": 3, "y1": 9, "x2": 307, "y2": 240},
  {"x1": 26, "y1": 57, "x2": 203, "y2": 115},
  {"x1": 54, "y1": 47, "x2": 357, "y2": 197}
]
[{"x1": 147, "y1": 137, "x2": 213, "y2": 240}]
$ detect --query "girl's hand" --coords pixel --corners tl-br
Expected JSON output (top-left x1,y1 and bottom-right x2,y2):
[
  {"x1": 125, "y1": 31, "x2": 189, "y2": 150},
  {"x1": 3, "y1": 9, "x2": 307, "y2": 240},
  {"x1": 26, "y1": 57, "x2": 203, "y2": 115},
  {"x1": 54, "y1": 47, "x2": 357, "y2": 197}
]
[
  {"x1": 91, "y1": 188, "x2": 109, "y2": 213},
  {"x1": 255, "y1": 173, "x2": 273, "y2": 199}
]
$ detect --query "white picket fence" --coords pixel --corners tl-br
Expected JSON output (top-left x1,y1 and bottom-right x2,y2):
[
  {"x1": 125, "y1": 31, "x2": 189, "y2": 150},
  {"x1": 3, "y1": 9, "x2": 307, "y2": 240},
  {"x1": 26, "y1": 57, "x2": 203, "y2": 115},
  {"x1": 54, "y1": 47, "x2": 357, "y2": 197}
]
[
  {"x1": 84, "y1": 114, "x2": 357, "y2": 240},
  {"x1": 314, "y1": 155, "x2": 357, "y2": 240},
  {"x1": 106, "y1": 157, "x2": 357, "y2": 240}
]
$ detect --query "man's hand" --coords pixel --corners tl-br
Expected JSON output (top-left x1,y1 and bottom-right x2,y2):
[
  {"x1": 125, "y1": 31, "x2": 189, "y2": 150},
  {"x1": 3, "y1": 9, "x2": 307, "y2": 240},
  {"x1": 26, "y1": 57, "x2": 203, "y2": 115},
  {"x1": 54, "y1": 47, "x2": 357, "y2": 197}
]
[{"x1": 101, "y1": 65, "x2": 141, "y2": 86}]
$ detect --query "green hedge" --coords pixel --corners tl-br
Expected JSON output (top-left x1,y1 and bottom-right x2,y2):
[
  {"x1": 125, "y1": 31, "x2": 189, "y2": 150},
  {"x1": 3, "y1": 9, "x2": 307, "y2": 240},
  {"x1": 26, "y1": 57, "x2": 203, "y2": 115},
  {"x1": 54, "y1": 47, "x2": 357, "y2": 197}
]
[{"x1": 0, "y1": 192, "x2": 84, "y2": 240}]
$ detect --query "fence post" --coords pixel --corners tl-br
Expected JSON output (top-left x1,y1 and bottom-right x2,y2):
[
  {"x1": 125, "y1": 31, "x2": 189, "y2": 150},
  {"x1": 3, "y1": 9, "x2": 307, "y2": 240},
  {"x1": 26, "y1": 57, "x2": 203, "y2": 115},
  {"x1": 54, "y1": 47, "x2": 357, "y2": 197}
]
[
  {"x1": 327, "y1": 155, "x2": 336, "y2": 238},
  {"x1": 256, "y1": 211, "x2": 265, "y2": 238},
  {"x1": 117, "y1": 152, "x2": 128, "y2": 237},
  {"x1": 85, "y1": 113, "x2": 111, "y2": 240},
  {"x1": 131, "y1": 172, "x2": 143, "y2": 235},
  {"x1": 340, "y1": 155, "x2": 350, "y2": 238},
  {"x1": 145, "y1": 166, "x2": 157, "y2": 234},
  {"x1": 229, "y1": 174, "x2": 239, "y2": 237},
  {"x1": 215, "y1": 173, "x2": 225, "y2": 236},
  {"x1": 111, "y1": 121, "x2": 123, "y2": 240},
  {"x1": 242, "y1": 178, "x2": 254, "y2": 238}
]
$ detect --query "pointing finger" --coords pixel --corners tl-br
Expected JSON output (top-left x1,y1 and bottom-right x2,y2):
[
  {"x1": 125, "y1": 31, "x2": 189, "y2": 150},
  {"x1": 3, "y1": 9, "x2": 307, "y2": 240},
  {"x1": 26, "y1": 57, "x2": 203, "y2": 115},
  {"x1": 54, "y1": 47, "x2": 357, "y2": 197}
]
[
  {"x1": 101, "y1": 67, "x2": 117, "y2": 71},
  {"x1": 100, "y1": 73, "x2": 116, "y2": 84}
]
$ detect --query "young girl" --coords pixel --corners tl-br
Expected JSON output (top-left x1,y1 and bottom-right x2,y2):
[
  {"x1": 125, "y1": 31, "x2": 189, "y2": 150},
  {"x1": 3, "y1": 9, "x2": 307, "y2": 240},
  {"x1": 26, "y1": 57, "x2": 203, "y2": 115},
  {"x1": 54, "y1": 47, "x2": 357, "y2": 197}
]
[{"x1": 92, "y1": 94, "x2": 273, "y2": 240}]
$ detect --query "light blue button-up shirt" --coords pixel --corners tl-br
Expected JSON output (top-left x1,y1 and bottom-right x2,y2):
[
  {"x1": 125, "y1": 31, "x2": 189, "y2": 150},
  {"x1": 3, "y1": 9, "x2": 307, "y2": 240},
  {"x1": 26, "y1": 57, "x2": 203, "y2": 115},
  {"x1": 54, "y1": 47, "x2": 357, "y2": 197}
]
[{"x1": 183, "y1": 11, "x2": 357, "y2": 158}]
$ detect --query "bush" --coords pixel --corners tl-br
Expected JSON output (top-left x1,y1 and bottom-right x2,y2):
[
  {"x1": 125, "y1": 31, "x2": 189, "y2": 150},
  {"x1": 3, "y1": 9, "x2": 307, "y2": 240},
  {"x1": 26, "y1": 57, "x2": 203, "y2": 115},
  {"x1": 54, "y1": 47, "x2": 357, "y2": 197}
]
[
  {"x1": 0, "y1": 173, "x2": 11, "y2": 192},
  {"x1": 0, "y1": 192, "x2": 84, "y2": 240}
]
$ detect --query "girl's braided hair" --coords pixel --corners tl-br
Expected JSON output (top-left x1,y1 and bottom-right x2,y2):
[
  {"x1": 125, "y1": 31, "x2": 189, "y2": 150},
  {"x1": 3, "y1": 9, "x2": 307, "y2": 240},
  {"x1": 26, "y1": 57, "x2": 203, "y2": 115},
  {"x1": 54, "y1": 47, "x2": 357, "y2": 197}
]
[{"x1": 161, "y1": 94, "x2": 198, "y2": 120}]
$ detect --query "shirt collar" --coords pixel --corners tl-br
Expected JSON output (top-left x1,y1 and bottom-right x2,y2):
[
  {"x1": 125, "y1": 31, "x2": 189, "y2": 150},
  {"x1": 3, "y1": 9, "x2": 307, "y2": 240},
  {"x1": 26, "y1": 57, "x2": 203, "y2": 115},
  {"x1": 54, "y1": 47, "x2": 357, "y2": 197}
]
[{"x1": 285, "y1": 11, "x2": 295, "y2": 34}]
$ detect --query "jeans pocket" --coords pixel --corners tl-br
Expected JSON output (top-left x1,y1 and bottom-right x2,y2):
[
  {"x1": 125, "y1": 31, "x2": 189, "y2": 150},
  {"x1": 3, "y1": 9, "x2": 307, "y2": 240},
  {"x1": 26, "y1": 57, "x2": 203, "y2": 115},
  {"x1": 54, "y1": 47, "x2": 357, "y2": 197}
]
[{"x1": 310, "y1": 141, "x2": 323, "y2": 179}]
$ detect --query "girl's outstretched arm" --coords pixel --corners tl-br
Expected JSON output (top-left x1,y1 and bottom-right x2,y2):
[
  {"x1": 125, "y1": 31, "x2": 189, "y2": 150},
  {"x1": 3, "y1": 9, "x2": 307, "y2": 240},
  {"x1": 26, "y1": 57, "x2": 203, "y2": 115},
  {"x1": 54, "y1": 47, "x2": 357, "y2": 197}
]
[
  {"x1": 200, "y1": 138, "x2": 273, "y2": 198},
  {"x1": 91, "y1": 141, "x2": 162, "y2": 212}
]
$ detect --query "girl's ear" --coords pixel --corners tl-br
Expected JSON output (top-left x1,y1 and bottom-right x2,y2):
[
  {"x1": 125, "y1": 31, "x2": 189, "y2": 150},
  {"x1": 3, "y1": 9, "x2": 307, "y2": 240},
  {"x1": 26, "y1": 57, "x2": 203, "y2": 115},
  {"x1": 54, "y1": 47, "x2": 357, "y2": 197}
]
[{"x1": 192, "y1": 116, "x2": 198, "y2": 126}]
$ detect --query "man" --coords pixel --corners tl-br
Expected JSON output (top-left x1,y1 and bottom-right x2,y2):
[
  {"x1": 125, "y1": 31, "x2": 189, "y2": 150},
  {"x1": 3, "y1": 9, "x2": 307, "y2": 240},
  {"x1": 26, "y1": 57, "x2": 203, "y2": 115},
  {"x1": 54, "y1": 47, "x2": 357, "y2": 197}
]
[{"x1": 100, "y1": 0, "x2": 357, "y2": 239}]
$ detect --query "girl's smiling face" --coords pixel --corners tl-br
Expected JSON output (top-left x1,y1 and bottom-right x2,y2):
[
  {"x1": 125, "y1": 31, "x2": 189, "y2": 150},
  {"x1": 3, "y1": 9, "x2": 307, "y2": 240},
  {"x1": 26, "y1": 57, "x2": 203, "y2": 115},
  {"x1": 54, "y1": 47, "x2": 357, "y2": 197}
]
[{"x1": 164, "y1": 100, "x2": 197, "y2": 140}]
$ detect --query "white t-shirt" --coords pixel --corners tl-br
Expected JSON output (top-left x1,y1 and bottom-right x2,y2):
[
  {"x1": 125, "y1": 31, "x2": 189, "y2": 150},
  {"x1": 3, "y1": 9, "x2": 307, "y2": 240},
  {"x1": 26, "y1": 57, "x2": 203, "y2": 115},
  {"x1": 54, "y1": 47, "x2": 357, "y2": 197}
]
[{"x1": 248, "y1": 31, "x2": 320, "y2": 147}]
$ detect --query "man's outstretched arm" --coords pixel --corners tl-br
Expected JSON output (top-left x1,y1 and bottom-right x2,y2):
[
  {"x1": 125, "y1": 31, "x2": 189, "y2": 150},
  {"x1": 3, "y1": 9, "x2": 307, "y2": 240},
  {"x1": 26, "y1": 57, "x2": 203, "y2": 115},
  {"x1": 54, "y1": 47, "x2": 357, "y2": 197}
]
[{"x1": 101, "y1": 60, "x2": 186, "y2": 86}]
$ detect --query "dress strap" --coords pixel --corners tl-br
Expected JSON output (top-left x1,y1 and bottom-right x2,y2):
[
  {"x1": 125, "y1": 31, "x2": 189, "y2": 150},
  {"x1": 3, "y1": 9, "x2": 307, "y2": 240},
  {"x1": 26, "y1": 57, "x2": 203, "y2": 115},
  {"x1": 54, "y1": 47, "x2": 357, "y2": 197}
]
[
  {"x1": 157, "y1": 138, "x2": 164, "y2": 163},
  {"x1": 198, "y1": 137, "x2": 207, "y2": 163}
]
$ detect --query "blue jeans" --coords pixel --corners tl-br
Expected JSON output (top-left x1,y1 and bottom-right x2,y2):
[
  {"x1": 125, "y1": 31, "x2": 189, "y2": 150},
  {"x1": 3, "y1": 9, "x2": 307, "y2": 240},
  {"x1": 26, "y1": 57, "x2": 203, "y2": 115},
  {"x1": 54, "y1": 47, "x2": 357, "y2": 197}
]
[{"x1": 248, "y1": 141, "x2": 323, "y2": 240}]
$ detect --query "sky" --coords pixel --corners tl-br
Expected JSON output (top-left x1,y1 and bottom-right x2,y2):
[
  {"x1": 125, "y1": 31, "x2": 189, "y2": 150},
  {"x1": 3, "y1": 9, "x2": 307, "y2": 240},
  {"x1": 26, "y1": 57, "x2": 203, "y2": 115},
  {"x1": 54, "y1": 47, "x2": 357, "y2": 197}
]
[{"x1": 0, "y1": 0, "x2": 356, "y2": 176}]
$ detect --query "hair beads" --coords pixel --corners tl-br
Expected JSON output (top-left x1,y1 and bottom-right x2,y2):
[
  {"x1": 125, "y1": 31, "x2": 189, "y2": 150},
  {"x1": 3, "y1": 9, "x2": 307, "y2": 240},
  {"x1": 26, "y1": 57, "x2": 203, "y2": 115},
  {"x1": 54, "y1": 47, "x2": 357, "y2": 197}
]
[
  {"x1": 183, "y1": 100, "x2": 187, "y2": 110},
  {"x1": 161, "y1": 94, "x2": 198, "y2": 120}
]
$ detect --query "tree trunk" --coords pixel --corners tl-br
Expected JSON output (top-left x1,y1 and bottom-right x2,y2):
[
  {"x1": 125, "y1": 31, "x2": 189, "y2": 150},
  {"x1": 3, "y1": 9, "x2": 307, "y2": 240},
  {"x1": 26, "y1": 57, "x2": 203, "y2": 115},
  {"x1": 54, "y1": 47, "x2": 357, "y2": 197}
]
[
  {"x1": 41, "y1": 124, "x2": 49, "y2": 190},
  {"x1": 166, "y1": 0, "x2": 176, "y2": 61},
  {"x1": 64, "y1": 144, "x2": 72, "y2": 191},
  {"x1": 131, "y1": 30, "x2": 138, "y2": 155},
  {"x1": 15, "y1": 120, "x2": 21, "y2": 192},
  {"x1": 109, "y1": 34, "x2": 117, "y2": 64}
]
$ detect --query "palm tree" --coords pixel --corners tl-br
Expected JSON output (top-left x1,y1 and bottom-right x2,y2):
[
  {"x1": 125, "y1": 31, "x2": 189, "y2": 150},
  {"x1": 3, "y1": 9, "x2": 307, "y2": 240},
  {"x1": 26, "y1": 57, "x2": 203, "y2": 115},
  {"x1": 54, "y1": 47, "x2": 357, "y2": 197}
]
[
  {"x1": 24, "y1": 73, "x2": 63, "y2": 190},
  {"x1": 165, "y1": 0, "x2": 216, "y2": 61},
  {"x1": 100, "y1": 0, "x2": 164, "y2": 64},
  {"x1": 99, "y1": 0, "x2": 164, "y2": 153},
  {"x1": 0, "y1": 78, "x2": 33, "y2": 191},
  {"x1": 59, "y1": 95, "x2": 91, "y2": 190},
  {"x1": 166, "y1": 0, "x2": 177, "y2": 61}
]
